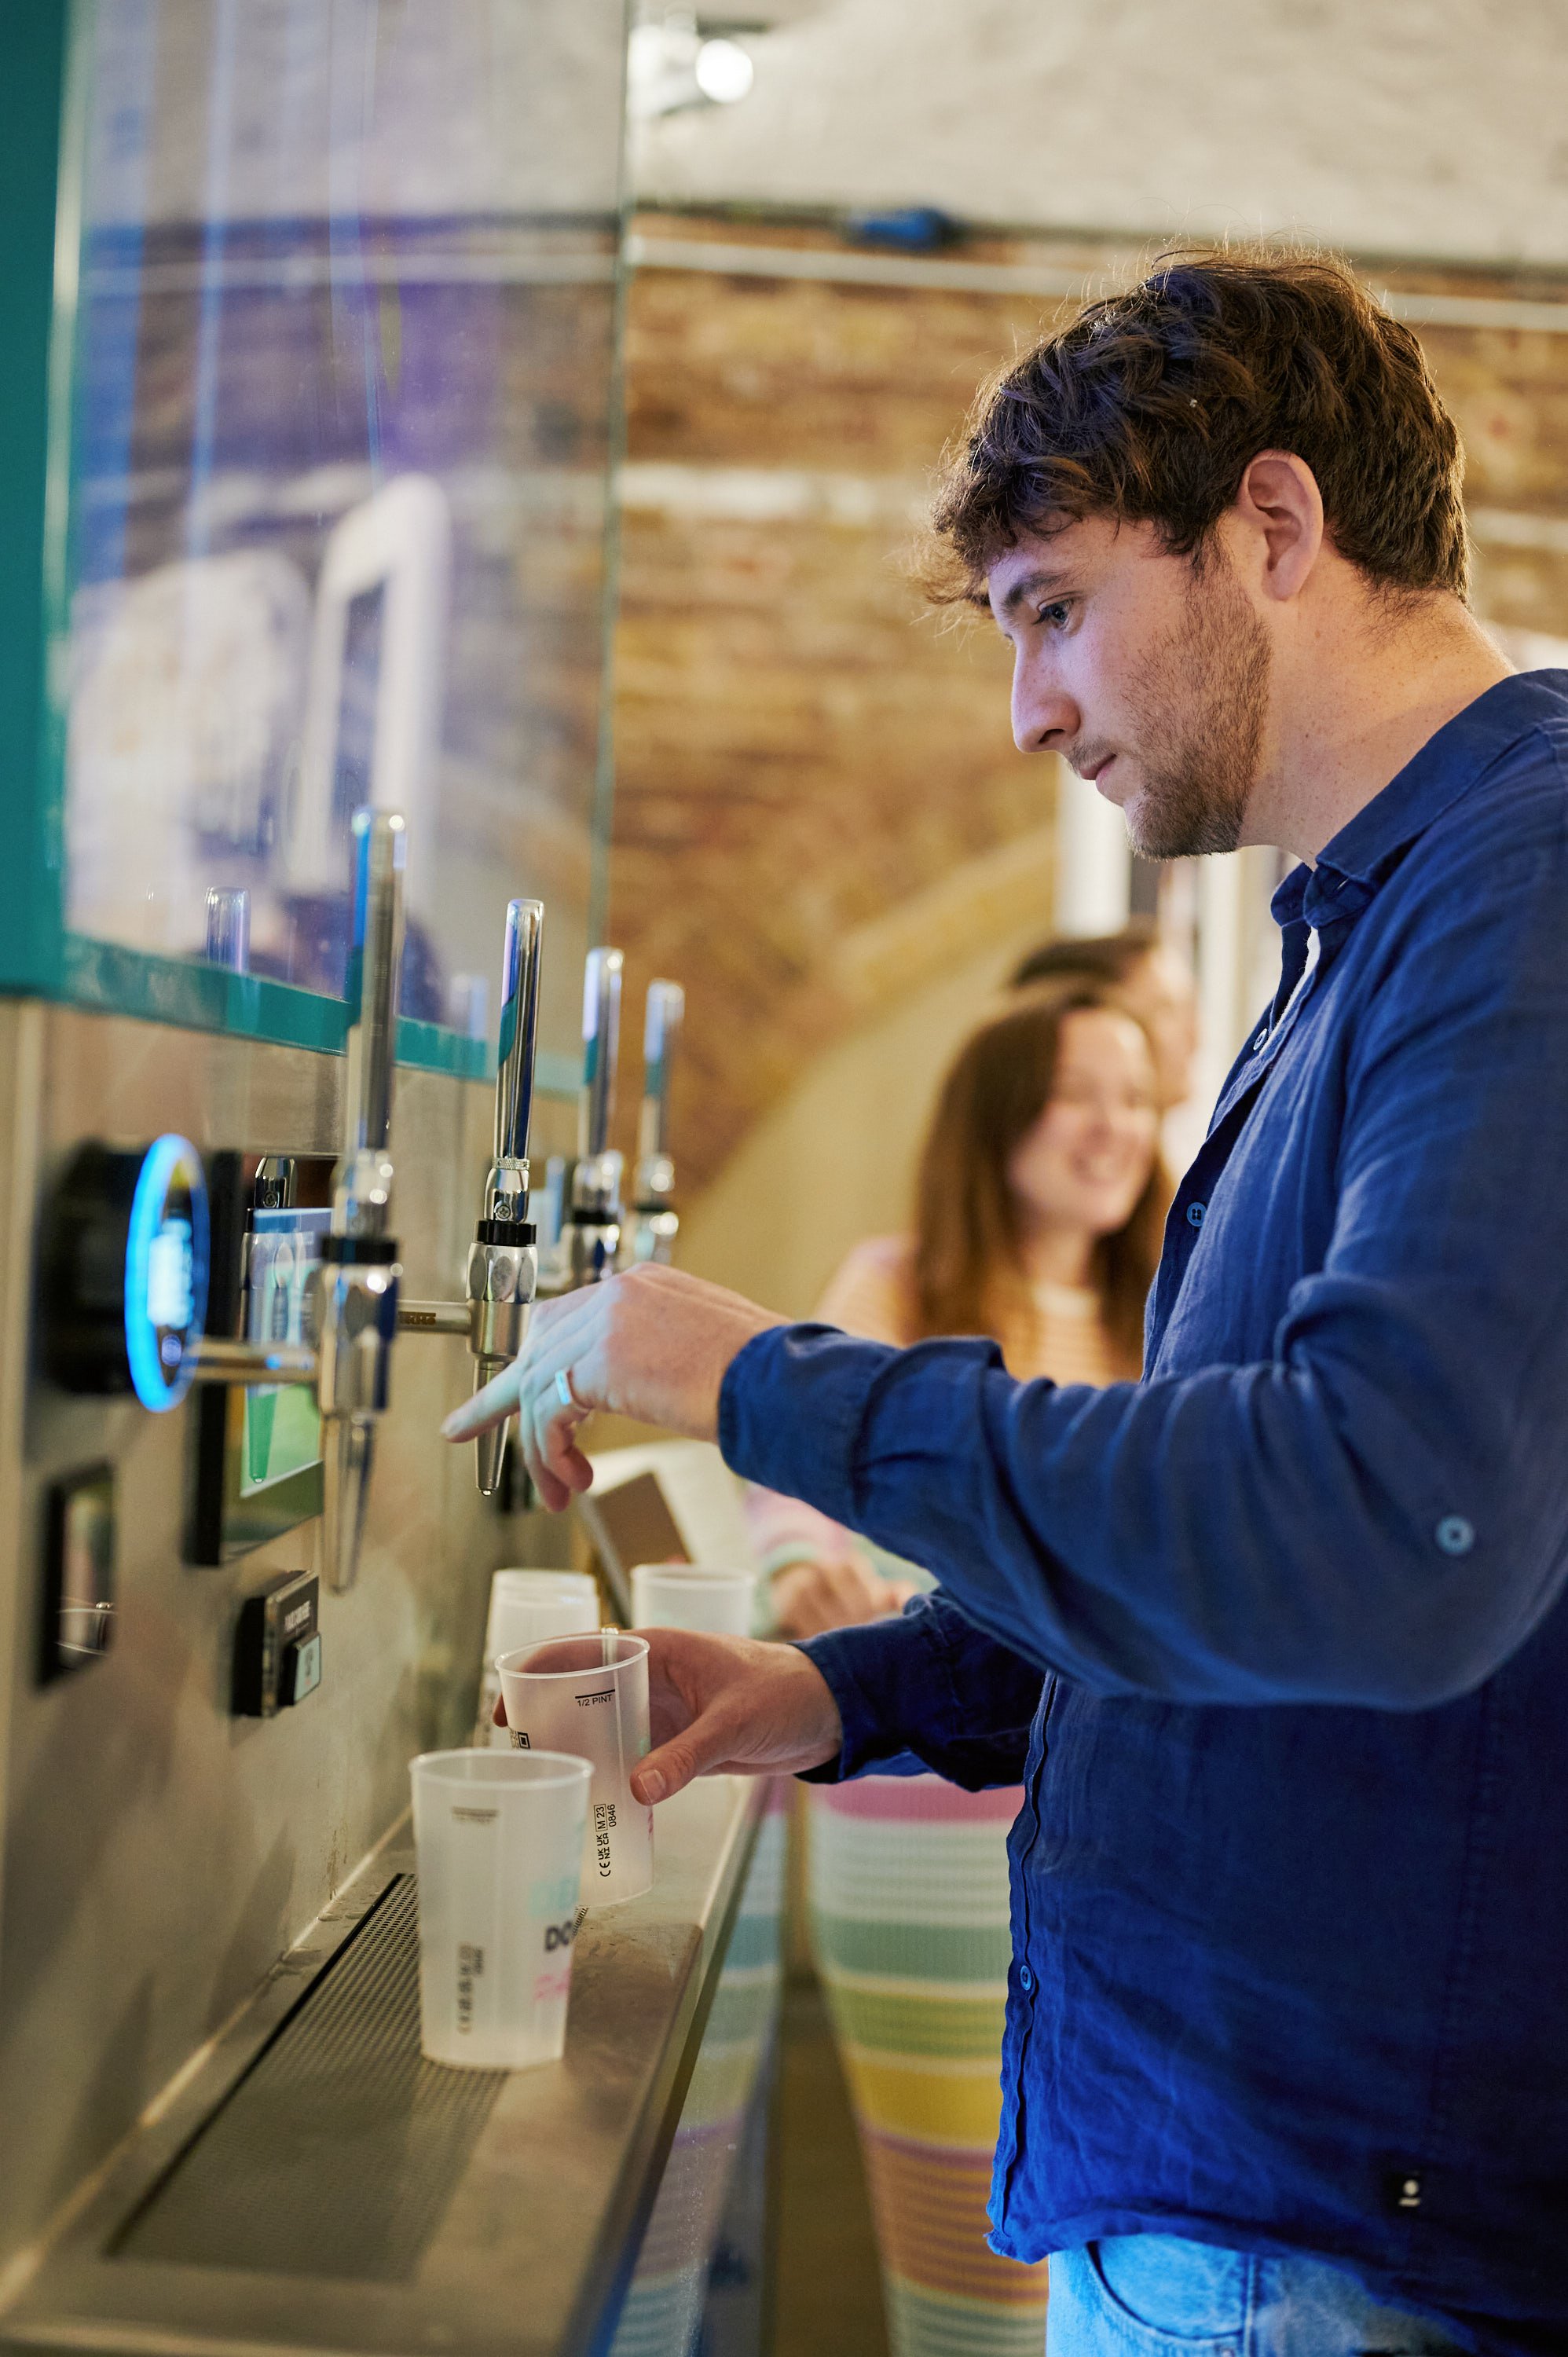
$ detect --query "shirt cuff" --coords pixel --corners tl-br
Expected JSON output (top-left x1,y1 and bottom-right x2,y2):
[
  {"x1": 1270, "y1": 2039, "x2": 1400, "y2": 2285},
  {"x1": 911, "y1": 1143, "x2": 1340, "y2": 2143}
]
[
  {"x1": 720, "y1": 1322, "x2": 896, "y2": 1523},
  {"x1": 791, "y1": 1609, "x2": 941, "y2": 1782}
]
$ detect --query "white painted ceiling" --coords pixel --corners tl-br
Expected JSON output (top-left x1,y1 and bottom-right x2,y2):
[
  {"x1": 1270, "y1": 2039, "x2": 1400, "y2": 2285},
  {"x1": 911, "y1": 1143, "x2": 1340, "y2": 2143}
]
[{"x1": 633, "y1": 0, "x2": 1568, "y2": 268}]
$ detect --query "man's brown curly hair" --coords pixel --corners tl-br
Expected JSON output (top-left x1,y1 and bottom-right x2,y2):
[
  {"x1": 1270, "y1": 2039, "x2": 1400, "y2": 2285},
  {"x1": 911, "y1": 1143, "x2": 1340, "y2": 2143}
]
[{"x1": 920, "y1": 249, "x2": 1469, "y2": 607}]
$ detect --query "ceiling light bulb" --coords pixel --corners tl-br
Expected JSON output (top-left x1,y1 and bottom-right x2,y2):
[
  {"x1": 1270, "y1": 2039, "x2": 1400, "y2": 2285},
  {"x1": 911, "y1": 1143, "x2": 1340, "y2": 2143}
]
[{"x1": 694, "y1": 38, "x2": 754, "y2": 104}]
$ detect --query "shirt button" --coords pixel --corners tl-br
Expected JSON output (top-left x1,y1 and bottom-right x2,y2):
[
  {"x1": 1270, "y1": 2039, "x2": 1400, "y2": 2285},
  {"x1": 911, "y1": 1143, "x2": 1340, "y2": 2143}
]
[
  {"x1": 1018, "y1": 1963, "x2": 1034, "y2": 1994},
  {"x1": 1435, "y1": 1515, "x2": 1475, "y2": 1556},
  {"x1": 1185, "y1": 1200, "x2": 1207, "y2": 1229}
]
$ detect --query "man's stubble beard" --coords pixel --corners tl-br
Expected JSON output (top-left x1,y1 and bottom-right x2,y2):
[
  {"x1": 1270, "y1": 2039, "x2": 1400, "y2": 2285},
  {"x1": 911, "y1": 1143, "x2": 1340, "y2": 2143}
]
[{"x1": 1119, "y1": 548, "x2": 1272, "y2": 862}]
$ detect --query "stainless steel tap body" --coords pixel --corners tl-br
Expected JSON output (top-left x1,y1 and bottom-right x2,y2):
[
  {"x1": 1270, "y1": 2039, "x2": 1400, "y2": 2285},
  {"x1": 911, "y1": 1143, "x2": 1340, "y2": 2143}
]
[
  {"x1": 626, "y1": 1205, "x2": 679, "y2": 1266},
  {"x1": 310, "y1": 1251, "x2": 400, "y2": 1418},
  {"x1": 568, "y1": 1149, "x2": 623, "y2": 1285},
  {"x1": 568, "y1": 1216, "x2": 621, "y2": 1287},
  {"x1": 467, "y1": 1235, "x2": 537, "y2": 1367}
]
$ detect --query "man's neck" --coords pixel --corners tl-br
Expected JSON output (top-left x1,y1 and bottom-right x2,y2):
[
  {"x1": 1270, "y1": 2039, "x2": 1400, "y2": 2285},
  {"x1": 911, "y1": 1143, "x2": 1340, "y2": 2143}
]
[{"x1": 1243, "y1": 594, "x2": 1515, "y2": 864}]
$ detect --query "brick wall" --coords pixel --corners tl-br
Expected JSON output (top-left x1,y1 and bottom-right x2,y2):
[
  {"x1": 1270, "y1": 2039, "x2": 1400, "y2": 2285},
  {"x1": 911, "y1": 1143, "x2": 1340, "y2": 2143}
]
[{"x1": 606, "y1": 215, "x2": 1568, "y2": 1199}]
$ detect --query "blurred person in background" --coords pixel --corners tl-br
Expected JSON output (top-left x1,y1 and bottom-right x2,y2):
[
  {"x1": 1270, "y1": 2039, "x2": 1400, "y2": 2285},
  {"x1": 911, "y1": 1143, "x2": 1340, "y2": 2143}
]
[
  {"x1": 1009, "y1": 919, "x2": 1198, "y2": 1120},
  {"x1": 753, "y1": 977, "x2": 1167, "y2": 2357}
]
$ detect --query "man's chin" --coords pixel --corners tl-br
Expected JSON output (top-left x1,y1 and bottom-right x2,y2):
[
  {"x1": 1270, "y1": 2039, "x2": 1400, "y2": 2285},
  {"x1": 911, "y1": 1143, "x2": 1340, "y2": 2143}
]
[{"x1": 1125, "y1": 780, "x2": 1245, "y2": 862}]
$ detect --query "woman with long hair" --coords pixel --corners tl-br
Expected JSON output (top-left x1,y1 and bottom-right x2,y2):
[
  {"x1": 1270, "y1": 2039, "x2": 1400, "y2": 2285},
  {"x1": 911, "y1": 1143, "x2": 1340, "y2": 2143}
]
[{"x1": 752, "y1": 976, "x2": 1168, "y2": 2357}]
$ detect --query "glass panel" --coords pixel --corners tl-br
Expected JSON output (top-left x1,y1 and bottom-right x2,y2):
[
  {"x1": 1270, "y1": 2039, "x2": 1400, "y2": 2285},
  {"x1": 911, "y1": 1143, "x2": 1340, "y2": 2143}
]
[{"x1": 57, "y1": 0, "x2": 626, "y2": 1065}]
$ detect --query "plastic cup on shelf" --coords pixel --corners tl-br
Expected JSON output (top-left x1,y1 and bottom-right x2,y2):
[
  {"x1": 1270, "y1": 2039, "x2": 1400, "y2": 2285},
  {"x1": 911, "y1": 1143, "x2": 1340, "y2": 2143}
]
[
  {"x1": 474, "y1": 1569, "x2": 601, "y2": 1749},
  {"x1": 630, "y1": 1563, "x2": 756, "y2": 1637},
  {"x1": 409, "y1": 1747, "x2": 592, "y2": 2070},
  {"x1": 496, "y1": 1631, "x2": 654, "y2": 1904}
]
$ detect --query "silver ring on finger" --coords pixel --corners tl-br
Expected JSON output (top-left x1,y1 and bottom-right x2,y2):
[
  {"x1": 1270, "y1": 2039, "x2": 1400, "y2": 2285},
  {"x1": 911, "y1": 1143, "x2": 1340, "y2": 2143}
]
[{"x1": 554, "y1": 1366, "x2": 584, "y2": 1413}]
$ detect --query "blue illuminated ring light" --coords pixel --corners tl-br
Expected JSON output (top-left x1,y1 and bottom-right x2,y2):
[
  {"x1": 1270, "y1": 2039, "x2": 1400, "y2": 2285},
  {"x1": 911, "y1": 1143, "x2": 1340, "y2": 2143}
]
[{"x1": 124, "y1": 1134, "x2": 211, "y2": 1412}]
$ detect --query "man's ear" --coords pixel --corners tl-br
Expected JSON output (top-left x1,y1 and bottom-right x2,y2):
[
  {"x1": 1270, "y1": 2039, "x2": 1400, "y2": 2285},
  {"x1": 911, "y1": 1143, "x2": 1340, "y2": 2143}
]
[{"x1": 1232, "y1": 451, "x2": 1324, "y2": 603}]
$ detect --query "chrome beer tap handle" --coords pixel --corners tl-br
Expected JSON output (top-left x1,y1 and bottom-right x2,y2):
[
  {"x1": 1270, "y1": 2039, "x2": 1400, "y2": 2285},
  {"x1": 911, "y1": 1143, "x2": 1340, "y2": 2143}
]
[
  {"x1": 389, "y1": 896, "x2": 548, "y2": 1496},
  {"x1": 310, "y1": 809, "x2": 406, "y2": 1590},
  {"x1": 467, "y1": 898, "x2": 544, "y2": 1494},
  {"x1": 626, "y1": 978, "x2": 683, "y2": 1266},
  {"x1": 486, "y1": 897, "x2": 544, "y2": 1224},
  {"x1": 332, "y1": 809, "x2": 405, "y2": 1238},
  {"x1": 568, "y1": 947, "x2": 625, "y2": 1286}
]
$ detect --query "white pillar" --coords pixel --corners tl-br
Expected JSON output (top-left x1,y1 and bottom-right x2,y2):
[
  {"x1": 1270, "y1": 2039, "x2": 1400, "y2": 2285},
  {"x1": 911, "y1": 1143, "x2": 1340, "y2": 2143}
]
[
  {"x1": 1053, "y1": 764, "x2": 1131, "y2": 937},
  {"x1": 1195, "y1": 852, "x2": 1246, "y2": 1108}
]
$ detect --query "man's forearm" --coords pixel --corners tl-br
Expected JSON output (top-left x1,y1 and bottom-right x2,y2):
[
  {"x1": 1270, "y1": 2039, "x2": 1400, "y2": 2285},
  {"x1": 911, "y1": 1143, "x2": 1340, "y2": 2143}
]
[{"x1": 720, "y1": 1316, "x2": 1538, "y2": 1711}]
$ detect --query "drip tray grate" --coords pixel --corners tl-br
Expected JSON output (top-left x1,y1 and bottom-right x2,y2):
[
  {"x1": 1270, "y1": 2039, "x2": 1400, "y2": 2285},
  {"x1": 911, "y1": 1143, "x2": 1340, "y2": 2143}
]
[{"x1": 115, "y1": 1876, "x2": 505, "y2": 2283}]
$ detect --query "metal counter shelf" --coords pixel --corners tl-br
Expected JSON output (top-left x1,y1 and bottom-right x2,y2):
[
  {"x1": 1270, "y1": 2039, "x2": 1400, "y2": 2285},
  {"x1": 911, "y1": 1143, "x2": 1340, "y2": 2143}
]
[{"x1": 0, "y1": 1776, "x2": 769, "y2": 2357}]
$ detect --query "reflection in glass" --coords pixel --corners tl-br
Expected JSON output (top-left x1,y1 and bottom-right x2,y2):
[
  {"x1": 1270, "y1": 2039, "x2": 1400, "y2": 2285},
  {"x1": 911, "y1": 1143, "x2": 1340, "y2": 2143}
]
[{"x1": 58, "y1": 0, "x2": 628, "y2": 1048}]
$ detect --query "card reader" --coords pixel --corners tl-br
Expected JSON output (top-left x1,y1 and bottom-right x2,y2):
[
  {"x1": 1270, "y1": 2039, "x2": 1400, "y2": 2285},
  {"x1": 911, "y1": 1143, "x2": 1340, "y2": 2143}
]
[{"x1": 233, "y1": 1570, "x2": 323, "y2": 1717}]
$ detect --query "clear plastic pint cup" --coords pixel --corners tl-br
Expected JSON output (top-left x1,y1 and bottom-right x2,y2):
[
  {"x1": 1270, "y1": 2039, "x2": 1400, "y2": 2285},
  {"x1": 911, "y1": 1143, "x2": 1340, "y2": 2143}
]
[
  {"x1": 410, "y1": 1749, "x2": 591, "y2": 2069},
  {"x1": 631, "y1": 1563, "x2": 755, "y2": 1637},
  {"x1": 474, "y1": 1570, "x2": 600, "y2": 1748},
  {"x1": 496, "y1": 1632, "x2": 654, "y2": 1904}
]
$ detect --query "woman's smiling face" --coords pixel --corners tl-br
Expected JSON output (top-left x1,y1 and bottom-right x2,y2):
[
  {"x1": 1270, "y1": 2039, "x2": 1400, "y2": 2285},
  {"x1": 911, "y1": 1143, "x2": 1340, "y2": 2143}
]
[{"x1": 1006, "y1": 1007, "x2": 1160, "y2": 1241}]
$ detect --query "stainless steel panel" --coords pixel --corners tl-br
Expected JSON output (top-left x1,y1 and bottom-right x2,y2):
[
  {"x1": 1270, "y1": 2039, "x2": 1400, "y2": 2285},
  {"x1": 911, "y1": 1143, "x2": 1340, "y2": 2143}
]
[
  {"x1": 0, "y1": 1002, "x2": 577, "y2": 2283},
  {"x1": 0, "y1": 1778, "x2": 766, "y2": 2357},
  {"x1": 116, "y1": 1879, "x2": 506, "y2": 2282}
]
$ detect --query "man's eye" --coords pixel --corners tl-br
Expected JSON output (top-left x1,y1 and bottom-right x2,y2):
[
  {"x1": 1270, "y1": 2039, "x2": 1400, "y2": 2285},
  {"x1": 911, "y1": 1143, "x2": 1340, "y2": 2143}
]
[{"x1": 1038, "y1": 600, "x2": 1072, "y2": 630}]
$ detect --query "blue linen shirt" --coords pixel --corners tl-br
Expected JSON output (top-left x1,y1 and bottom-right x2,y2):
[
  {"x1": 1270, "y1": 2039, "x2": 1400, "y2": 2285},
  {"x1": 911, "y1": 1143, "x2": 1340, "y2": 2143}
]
[{"x1": 719, "y1": 673, "x2": 1568, "y2": 2355}]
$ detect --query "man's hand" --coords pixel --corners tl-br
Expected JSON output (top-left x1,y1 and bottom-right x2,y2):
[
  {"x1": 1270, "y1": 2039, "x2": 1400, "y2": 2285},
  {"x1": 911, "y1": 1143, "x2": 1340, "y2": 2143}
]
[
  {"x1": 771, "y1": 1553, "x2": 918, "y2": 1640},
  {"x1": 441, "y1": 1264, "x2": 784, "y2": 1509},
  {"x1": 493, "y1": 1628, "x2": 843, "y2": 1801}
]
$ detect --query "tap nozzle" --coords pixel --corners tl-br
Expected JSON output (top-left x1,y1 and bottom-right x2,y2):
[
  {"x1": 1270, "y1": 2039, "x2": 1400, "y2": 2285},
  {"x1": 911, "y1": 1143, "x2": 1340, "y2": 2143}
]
[
  {"x1": 313, "y1": 809, "x2": 406, "y2": 1589},
  {"x1": 467, "y1": 899, "x2": 544, "y2": 1494},
  {"x1": 569, "y1": 947, "x2": 625, "y2": 1286}
]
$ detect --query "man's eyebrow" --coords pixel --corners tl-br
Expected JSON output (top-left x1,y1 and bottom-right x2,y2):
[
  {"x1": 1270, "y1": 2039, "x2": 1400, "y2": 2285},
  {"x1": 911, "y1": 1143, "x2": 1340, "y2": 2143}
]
[{"x1": 993, "y1": 566, "x2": 1072, "y2": 621}]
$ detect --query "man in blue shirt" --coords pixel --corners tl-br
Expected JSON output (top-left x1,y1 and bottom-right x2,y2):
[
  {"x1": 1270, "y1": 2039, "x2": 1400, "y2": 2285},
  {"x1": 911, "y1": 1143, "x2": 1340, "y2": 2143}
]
[{"x1": 446, "y1": 255, "x2": 1568, "y2": 2354}]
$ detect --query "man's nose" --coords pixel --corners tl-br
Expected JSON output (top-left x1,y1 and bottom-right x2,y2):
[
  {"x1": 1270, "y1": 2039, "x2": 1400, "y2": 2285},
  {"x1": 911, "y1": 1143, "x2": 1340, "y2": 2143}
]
[{"x1": 1012, "y1": 655, "x2": 1077, "y2": 756}]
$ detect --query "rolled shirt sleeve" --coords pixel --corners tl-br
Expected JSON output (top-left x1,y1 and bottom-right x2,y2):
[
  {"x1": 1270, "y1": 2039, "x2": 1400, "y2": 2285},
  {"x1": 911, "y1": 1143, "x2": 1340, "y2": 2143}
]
[
  {"x1": 720, "y1": 795, "x2": 1568, "y2": 1713},
  {"x1": 796, "y1": 1589, "x2": 1046, "y2": 1788}
]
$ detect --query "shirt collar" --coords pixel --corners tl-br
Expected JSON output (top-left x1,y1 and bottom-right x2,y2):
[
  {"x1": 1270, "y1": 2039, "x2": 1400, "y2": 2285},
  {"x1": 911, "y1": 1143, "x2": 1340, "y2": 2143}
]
[{"x1": 1270, "y1": 669, "x2": 1568, "y2": 935}]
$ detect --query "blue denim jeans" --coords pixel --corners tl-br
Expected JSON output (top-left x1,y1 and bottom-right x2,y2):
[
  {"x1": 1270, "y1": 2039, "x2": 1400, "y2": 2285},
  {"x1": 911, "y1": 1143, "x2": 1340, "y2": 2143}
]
[{"x1": 1046, "y1": 2237, "x2": 1471, "y2": 2357}]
